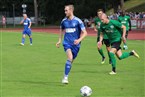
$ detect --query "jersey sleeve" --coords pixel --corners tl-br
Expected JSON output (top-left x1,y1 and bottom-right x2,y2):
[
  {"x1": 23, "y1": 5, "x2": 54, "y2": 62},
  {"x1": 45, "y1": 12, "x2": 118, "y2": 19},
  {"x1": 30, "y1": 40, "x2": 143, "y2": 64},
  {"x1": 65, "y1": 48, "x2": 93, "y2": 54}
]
[
  {"x1": 100, "y1": 24, "x2": 104, "y2": 35},
  {"x1": 78, "y1": 19, "x2": 86, "y2": 31},
  {"x1": 94, "y1": 18, "x2": 97, "y2": 25},
  {"x1": 118, "y1": 17, "x2": 121, "y2": 22},
  {"x1": 28, "y1": 18, "x2": 31, "y2": 23},
  {"x1": 112, "y1": 20, "x2": 122, "y2": 29},
  {"x1": 60, "y1": 20, "x2": 65, "y2": 30},
  {"x1": 127, "y1": 16, "x2": 131, "y2": 22}
]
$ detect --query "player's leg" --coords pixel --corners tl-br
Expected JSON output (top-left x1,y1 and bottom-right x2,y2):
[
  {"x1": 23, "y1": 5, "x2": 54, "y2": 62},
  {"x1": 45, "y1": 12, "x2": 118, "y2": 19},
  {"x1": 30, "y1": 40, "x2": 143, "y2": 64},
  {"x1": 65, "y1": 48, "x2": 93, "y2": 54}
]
[
  {"x1": 123, "y1": 31, "x2": 129, "y2": 50},
  {"x1": 116, "y1": 49, "x2": 131, "y2": 60},
  {"x1": 62, "y1": 46, "x2": 73, "y2": 84},
  {"x1": 29, "y1": 35, "x2": 32, "y2": 45},
  {"x1": 116, "y1": 49, "x2": 139, "y2": 60},
  {"x1": 109, "y1": 48, "x2": 117, "y2": 74},
  {"x1": 62, "y1": 45, "x2": 80, "y2": 84},
  {"x1": 104, "y1": 39, "x2": 111, "y2": 64},
  {"x1": 97, "y1": 37, "x2": 105, "y2": 64},
  {"x1": 27, "y1": 29, "x2": 32, "y2": 45},
  {"x1": 20, "y1": 31, "x2": 26, "y2": 45},
  {"x1": 109, "y1": 41, "x2": 121, "y2": 74},
  {"x1": 65, "y1": 49, "x2": 73, "y2": 76},
  {"x1": 106, "y1": 46, "x2": 112, "y2": 64},
  {"x1": 125, "y1": 31, "x2": 129, "y2": 39},
  {"x1": 62, "y1": 49, "x2": 73, "y2": 84}
]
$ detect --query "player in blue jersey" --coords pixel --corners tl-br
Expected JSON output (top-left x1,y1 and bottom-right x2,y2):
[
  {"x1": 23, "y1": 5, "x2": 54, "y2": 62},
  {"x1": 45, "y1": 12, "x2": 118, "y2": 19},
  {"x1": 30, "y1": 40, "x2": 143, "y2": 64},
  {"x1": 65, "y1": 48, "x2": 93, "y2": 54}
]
[
  {"x1": 20, "y1": 14, "x2": 32, "y2": 46},
  {"x1": 56, "y1": 4, "x2": 87, "y2": 84}
]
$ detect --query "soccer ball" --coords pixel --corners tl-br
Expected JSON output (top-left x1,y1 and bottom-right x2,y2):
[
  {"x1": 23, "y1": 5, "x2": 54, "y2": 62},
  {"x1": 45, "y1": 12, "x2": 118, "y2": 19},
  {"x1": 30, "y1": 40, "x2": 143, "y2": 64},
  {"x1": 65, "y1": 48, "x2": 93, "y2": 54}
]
[{"x1": 80, "y1": 86, "x2": 92, "y2": 97}]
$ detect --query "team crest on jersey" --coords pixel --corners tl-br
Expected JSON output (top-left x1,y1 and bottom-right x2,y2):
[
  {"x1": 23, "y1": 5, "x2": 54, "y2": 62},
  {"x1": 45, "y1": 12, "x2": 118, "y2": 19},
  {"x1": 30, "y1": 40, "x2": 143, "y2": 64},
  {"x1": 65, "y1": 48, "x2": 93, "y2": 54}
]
[
  {"x1": 110, "y1": 25, "x2": 114, "y2": 29},
  {"x1": 97, "y1": 22, "x2": 101, "y2": 26},
  {"x1": 72, "y1": 23, "x2": 76, "y2": 27}
]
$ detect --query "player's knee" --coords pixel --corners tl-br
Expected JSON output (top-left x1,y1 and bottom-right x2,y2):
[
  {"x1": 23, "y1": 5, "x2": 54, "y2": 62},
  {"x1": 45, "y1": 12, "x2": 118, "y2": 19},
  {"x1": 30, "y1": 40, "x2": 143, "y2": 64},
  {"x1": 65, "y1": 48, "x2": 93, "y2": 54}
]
[
  {"x1": 22, "y1": 35, "x2": 26, "y2": 38},
  {"x1": 109, "y1": 50, "x2": 115, "y2": 54},
  {"x1": 67, "y1": 58, "x2": 73, "y2": 62},
  {"x1": 106, "y1": 47, "x2": 110, "y2": 51},
  {"x1": 97, "y1": 46, "x2": 101, "y2": 50},
  {"x1": 67, "y1": 56, "x2": 73, "y2": 62}
]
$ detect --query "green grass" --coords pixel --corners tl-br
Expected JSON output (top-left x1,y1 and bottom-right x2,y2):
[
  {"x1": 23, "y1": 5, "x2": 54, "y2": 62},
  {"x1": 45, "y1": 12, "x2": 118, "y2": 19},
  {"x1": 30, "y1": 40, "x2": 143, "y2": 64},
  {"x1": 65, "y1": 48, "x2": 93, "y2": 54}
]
[{"x1": 0, "y1": 31, "x2": 144, "y2": 97}]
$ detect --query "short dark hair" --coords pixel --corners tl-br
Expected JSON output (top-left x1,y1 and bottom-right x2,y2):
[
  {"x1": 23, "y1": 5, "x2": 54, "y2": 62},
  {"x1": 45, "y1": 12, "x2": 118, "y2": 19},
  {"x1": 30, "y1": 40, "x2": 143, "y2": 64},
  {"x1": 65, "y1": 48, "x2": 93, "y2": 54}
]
[
  {"x1": 65, "y1": 4, "x2": 74, "y2": 11},
  {"x1": 97, "y1": 9, "x2": 104, "y2": 13}
]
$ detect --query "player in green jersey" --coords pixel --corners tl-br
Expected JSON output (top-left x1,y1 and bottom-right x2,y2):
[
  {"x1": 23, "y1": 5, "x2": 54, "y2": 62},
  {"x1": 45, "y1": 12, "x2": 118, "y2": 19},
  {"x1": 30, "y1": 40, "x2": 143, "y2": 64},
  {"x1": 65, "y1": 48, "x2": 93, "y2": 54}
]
[
  {"x1": 98, "y1": 14, "x2": 139, "y2": 75},
  {"x1": 118, "y1": 10, "x2": 131, "y2": 50},
  {"x1": 94, "y1": 9, "x2": 111, "y2": 64}
]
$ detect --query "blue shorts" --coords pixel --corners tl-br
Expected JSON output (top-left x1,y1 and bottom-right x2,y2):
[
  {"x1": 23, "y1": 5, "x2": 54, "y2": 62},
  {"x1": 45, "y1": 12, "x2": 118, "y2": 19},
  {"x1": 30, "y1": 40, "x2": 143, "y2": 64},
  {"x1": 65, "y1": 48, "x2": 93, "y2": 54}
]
[
  {"x1": 22, "y1": 28, "x2": 32, "y2": 36},
  {"x1": 63, "y1": 43, "x2": 80, "y2": 59}
]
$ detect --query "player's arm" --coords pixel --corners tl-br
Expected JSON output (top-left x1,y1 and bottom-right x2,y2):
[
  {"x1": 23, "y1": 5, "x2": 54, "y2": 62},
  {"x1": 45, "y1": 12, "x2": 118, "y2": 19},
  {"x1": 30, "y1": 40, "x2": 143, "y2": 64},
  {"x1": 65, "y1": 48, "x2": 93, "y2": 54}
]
[
  {"x1": 97, "y1": 23, "x2": 103, "y2": 48},
  {"x1": 74, "y1": 29, "x2": 87, "y2": 45},
  {"x1": 74, "y1": 20, "x2": 87, "y2": 45},
  {"x1": 20, "y1": 20, "x2": 24, "y2": 24},
  {"x1": 113, "y1": 20, "x2": 126, "y2": 41},
  {"x1": 94, "y1": 20, "x2": 98, "y2": 32},
  {"x1": 98, "y1": 24, "x2": 103, "y2": 42},
  {"x1": 97, "y1": 32, "x2": 103, "y2": 48},
  {"x1": 94, "y1": 25, "x2": 97, "y2": 32},
  {"x1": 56, "y1": 20, "x2": 65, "y2": 48},
  {"x1": 56, "y1": 29, "x2": 64, "y2": 48},
  {"x1": 28, "y1": 22, "x2": 32, "y2": 28},
  {"x1": 28, "y1": 19, "x2": 32, "y2": 28}
]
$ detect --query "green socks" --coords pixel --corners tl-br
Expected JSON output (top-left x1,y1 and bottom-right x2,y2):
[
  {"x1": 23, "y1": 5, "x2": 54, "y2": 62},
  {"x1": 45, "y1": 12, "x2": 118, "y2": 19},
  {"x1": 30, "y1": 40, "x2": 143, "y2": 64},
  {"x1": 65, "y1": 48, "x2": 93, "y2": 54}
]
[
  {"x1": 109, "y1": 51, "x2": 132, "y2": 72},
  {"x1": 107, "y1": 51, "x2": 111, "y2": 61},
  {"x1": 98, "y1": 49, "x2": 105, "y2": 58},
  {"x1": 109, "y1": 52, "x2": 116, "y2": 69},
  {"x1": 119, "y1": 52, "x2": 131, "y2": 60}
]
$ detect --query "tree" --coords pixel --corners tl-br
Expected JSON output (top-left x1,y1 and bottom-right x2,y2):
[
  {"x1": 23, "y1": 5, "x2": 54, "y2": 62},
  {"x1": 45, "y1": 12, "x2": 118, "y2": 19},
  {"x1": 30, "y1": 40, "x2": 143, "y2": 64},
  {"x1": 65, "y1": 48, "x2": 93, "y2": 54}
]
[
  {"x1": 34, "y1": 0, "x2": 38, "y2": 25},
  {"x1": 120, "y1": 0, "x2": 124, "y2": 10}
]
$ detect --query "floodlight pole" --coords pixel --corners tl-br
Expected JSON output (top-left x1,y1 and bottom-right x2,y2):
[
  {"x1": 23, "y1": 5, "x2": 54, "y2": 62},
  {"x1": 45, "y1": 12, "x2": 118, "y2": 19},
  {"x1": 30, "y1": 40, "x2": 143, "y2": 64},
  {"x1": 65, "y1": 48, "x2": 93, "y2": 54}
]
[
  {"x1": 12, "y1": 4, "x2": 15, "y2": 27},
  {"x1": 22, "y1": 4, "x2": 27, "y2": 14}
]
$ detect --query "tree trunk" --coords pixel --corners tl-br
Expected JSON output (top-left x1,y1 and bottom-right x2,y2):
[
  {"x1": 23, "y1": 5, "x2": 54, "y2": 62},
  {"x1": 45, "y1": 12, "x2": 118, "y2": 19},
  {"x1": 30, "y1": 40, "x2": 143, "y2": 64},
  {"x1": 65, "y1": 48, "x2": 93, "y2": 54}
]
[
  {"x1": 120, "y1": 0, "x2": 124, "y2": 10},
  {"x1": 112, "y1": 1, "x2": 119, "y2": 13},
  {"x1": 34, "y1": 0, "x2": 38, "y2": 26}
]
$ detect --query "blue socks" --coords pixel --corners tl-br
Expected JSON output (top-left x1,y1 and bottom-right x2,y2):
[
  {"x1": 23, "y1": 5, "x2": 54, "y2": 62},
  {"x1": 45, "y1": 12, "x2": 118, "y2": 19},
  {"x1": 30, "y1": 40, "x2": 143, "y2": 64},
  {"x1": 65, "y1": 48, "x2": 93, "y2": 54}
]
[
  {"x1": 65, "y1": 60, "x2": 72, "y2": 77},
  {"x1": 21, "y1": 36, "x2": 32, "y2": 44},
  {"x1": 22, "y1": 37, "x2": 25, "y2": 44},
  {"x1": 30, "y1": 38, "x2": 32, "y2": 44}
]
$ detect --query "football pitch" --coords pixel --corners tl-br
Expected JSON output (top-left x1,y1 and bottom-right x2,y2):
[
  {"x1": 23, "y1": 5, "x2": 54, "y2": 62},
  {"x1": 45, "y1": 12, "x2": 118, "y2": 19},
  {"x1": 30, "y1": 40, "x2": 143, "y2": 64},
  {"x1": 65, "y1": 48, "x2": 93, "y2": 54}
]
[{"x1": 0, "y1": 31, "x2": 144, "y2": 97}]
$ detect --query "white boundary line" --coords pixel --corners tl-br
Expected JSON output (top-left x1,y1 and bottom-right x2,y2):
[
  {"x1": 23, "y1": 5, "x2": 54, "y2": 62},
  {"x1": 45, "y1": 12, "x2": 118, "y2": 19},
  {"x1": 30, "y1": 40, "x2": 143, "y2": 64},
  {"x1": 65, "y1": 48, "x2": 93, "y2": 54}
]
[{"x1": 0, "y1": 28, "x2": 2, "y2": 97}]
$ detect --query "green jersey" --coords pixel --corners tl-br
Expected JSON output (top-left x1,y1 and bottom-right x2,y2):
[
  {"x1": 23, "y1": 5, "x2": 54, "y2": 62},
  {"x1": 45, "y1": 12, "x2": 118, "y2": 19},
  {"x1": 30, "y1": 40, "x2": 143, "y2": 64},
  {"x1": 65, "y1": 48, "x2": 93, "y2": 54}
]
[
  {"x1": 94, "y1": 17, "x2": 101, "y2": 36},
  {"x1": 118, "y1": 15, "x2": 130, "y2": 31},
  {"x1": 100, "y1": 20, "x2": 123, "y2": 43},
  {"x1": 94, "y1": 17, "x2": 108, "y2": 39}
]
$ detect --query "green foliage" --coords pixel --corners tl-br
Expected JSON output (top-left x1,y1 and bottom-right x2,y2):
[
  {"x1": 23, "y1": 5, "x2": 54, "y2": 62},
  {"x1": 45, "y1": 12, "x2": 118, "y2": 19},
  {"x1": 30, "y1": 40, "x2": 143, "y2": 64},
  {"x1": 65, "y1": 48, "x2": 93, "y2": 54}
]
[{"x1": 107, "y1": 0, "x2": 145, "y2": 14}]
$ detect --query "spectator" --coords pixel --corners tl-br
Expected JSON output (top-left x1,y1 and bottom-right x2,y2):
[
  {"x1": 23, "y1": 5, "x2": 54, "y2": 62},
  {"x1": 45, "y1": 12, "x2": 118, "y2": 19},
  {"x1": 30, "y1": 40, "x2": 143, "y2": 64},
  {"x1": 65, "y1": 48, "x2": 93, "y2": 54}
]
[
  {"x1": 84, "y1": 18, "x2": 89, "y2": 27},
  {"x1": 143, "y1": 12, "x2": 145, "y2": 19},
  {"x1": 2, "y1": 15, "x2": 6, "y2": 28},
  {"x1": 109, "y1": 12, "x2": 145, "y2": 20}
]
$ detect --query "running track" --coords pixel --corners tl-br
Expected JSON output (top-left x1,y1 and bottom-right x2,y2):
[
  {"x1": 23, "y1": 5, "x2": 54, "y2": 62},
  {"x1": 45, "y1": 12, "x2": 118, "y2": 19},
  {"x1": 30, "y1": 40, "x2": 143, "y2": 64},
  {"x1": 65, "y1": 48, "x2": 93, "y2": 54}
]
[{"x1": 1, "y1": 27, "x2": 145, "y2": 40}]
